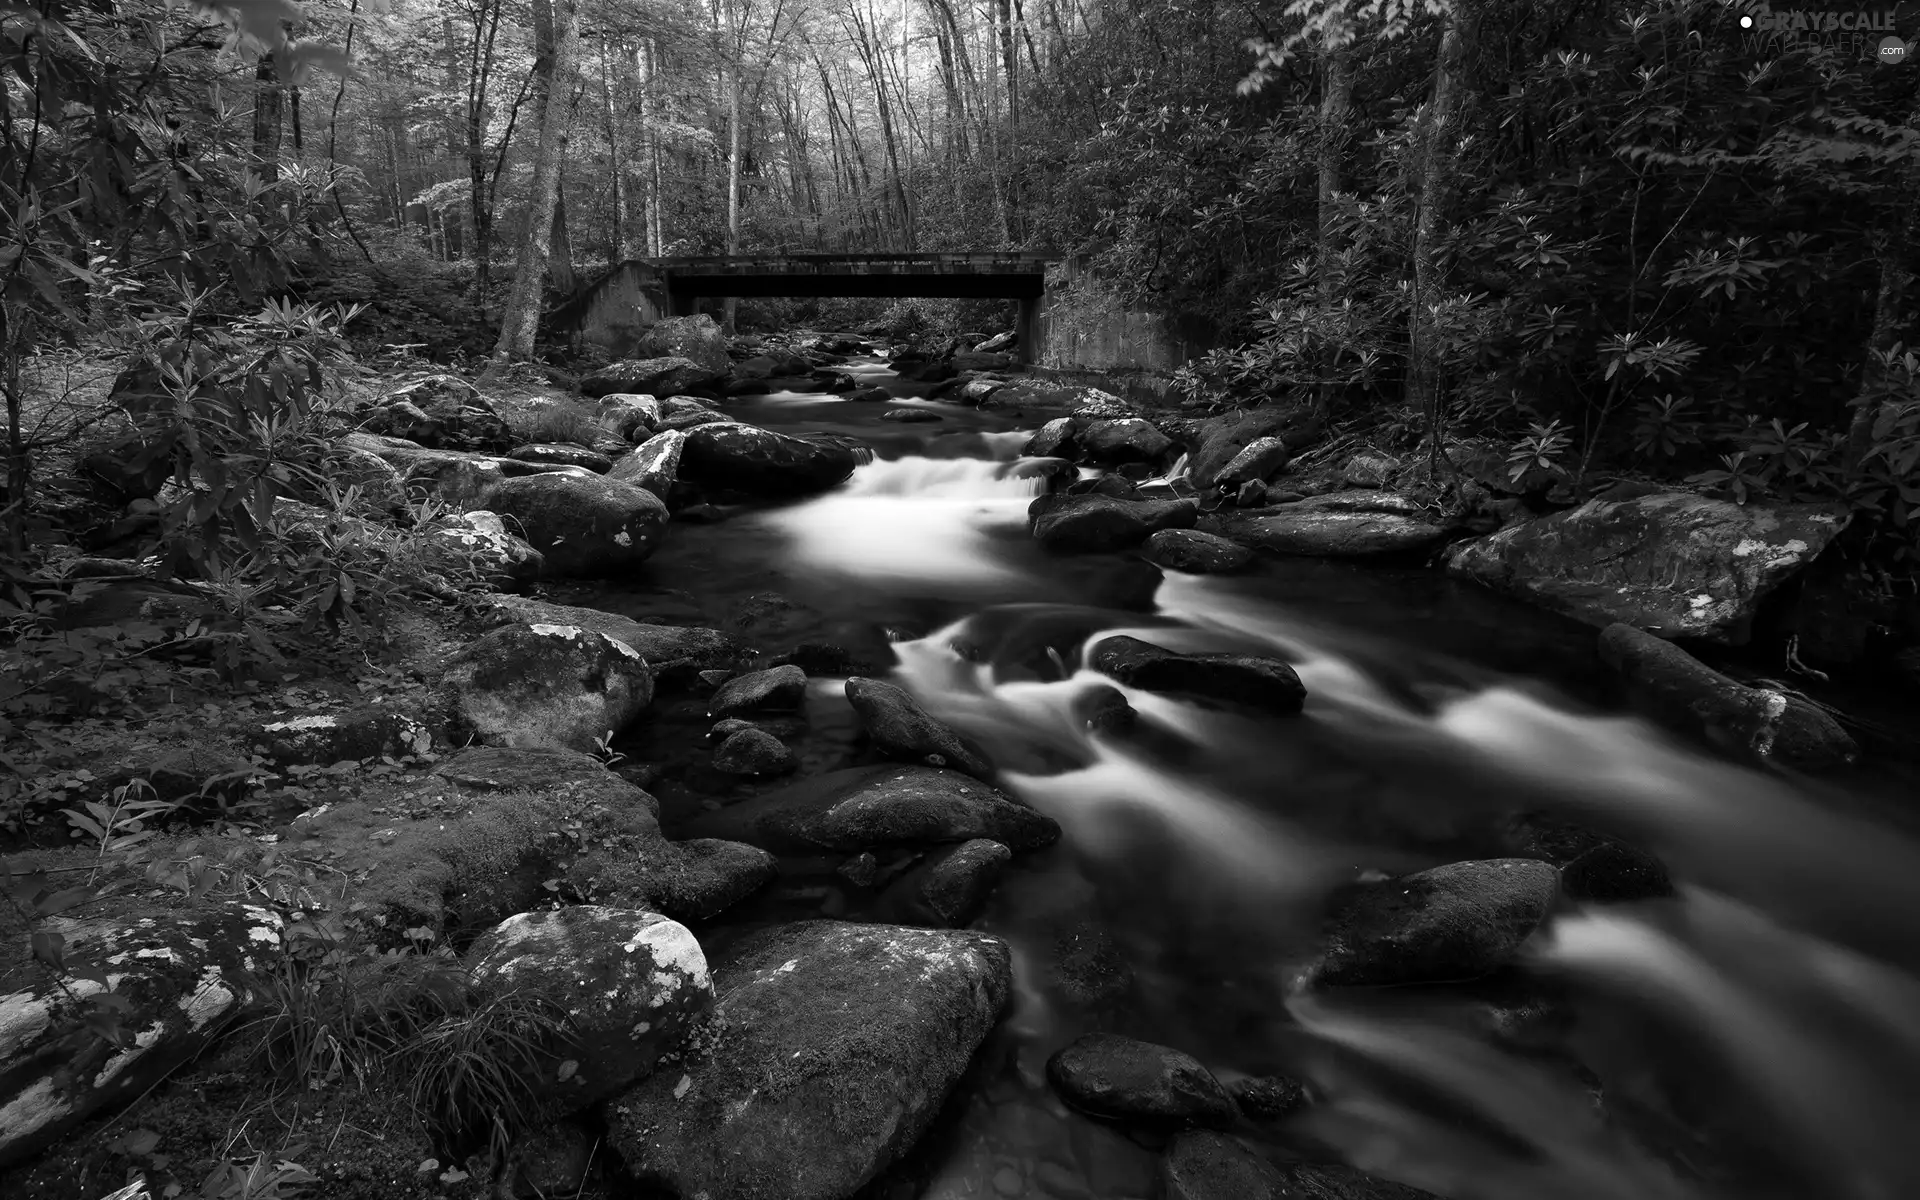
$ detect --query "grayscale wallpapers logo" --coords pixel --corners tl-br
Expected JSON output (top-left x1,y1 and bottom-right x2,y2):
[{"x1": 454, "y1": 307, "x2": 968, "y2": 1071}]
[{"x1": 1731, "y1": 3, "x2": 1916, "y2": 62}]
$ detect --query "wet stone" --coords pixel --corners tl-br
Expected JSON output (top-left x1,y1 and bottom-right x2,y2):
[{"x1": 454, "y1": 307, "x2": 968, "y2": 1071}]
[{"x1": 1045, "y1": 1033, "x2": 1237, "y2": 1128}]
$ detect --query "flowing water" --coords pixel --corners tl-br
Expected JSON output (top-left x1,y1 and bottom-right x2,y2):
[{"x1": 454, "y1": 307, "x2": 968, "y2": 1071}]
[{"x1": 569, "y1": 360, "x2": 1920, "y2": 1200}]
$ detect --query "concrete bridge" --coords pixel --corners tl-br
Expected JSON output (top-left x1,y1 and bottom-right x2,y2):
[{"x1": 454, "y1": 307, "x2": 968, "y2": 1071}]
[{"x1": 552, "y1": 253, "x2": 1055, "y2": 362}]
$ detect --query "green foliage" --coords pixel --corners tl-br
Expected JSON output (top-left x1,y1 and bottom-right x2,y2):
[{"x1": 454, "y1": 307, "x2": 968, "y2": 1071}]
[{"x1": 243, "y1": 918, "x2": 573, "y2": 1161}]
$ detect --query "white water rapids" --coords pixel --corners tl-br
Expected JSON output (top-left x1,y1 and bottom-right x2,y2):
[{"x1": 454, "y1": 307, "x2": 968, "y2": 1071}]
[{"x1": 721, "y1": 418, "x2": 1920, "y2": 1200}]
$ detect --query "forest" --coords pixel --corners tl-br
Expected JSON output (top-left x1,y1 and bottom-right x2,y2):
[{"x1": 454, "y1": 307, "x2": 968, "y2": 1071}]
[{"x1": 4, "y1": 0, "x2": 1920, "y2": 1197}]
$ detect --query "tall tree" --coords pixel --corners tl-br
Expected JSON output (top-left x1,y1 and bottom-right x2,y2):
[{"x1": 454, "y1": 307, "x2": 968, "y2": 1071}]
[{"x1": 491, "y1": 0, "x2": 582, "y2": 363}]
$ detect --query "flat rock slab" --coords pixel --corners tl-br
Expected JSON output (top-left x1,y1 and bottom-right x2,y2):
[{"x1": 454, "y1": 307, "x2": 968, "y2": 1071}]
[
  {"x1": 681, "y1": 763, "x2": 1061, "y2": 853},
  {"x1": 1446, "y1": 490, "x2": 1849, "y2": 643},
  {"x1": 607, "y1": 920, "x2": 1011, "y2": 1200},
  {"x1": 1143, "y1": 528, "x2": 1254, "y2": 574},
  {"x1": 483, "y1": 595, "x2": 743, "y2": 677},
  {"x1": 1046, "y1": 1032, "x2": 1237, "y2": 1127},
  {"x1": 1089, "y1": 635, "x2": 1306, "y2": 716},
  {"x1": 1206, "y1": 499, "x2": 1452, "y2": 558},
  {"x1": 1316, "y1": 858, "x2": 1560, "y2": 987}
]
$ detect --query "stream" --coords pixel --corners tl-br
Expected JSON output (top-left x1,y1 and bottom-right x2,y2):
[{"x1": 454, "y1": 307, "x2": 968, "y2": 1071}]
[{"x1": 553, "y1": 358, "x2": 1920, "y2": 1200}]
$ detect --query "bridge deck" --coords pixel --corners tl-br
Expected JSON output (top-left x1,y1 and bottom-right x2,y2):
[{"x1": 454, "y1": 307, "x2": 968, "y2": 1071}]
[{"x1": 648, "y1": 253, "x2": 1051, "y2": 299}]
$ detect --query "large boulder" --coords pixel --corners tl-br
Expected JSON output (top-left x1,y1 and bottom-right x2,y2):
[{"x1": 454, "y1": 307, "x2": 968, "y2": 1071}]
[
  {"x1": 1046, "y1": 1033, "x2": 1237, "y2": 1128},
  {"x1": 1079, "y1": 417, "x2": 1175, "y2": 466},
  {"x1": 845, "y1": 677, "x2": 996, "y2": 779},
  {"x1": 678, "y1": 422, "x2": 860, "y2": 499},
  {"x1": 0, "y1": 903, "x2": 283, "y2": 1168},
  {"x1": 632, "y1": 314, "x2": 731, "y2": 374},
  {"x1": 1446, "y1": 490, "x2": 1851, "y2": 643},
  {"x1": 681, "y1": 763, "x2": 1061, "y2": 853},
  {"x1": 1023, "y1": 416, "x2": 1077, "y2": 458},
  {"x1": 1314, "y1": 858, "x2": 1560, "y2": 987},
  {"x1": 1214, "y1": 436, "x2": 1294, "y2": 489},
  {"x1": 1205, "y1": 494, "x2": 1453, "y2": 558},
  {"x1": 594, "y1": 393, "x2": 663, "y2": 440},
  {"x1": 441, "y1": 623, "x2": 654, "y2": 753},
  {"x1": 582, "y1": 356, "x2": 726, "y2": 400},
  {"x1": 607, "y1": 429, "x2": 687, "y2": 501},
  {"x1": 1597, "y1": 623, "x2": 1858, "y2": 770},
  {"x1": 1030, "y1": 493, "x2": 1198, "y2": 553},
  {"x1": 465, "y1": 906, "x2": 712, "y2": 1109},
  {"x1": 1088, "y1": 635, "x2": 1306, "y2": 716},
  {"x1": 481, "y1": 595, "x2": 743, "y2": 678},
  {"x1": 483, "y1": 472, "x2": 670, "y2": 576},
  {"x1": 606, "y1": 921, "x2": 1011, "y2": 1200},
  {"x1": 1182, "y1": 406, "x2": 1325, "y2": 491}
]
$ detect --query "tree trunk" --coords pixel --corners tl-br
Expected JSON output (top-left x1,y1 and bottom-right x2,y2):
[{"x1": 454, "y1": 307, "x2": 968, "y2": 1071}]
[
  {"x1": 252, "y1": 53, "x2": 284, "y2": 185},
  {"x1": 490, "y1": 0, "x2": 580, "y2": 365},
  {"x1": 550, "y1": 182, "x2": 577, "y2": 295},
  {"x1": 601, "y1": 34, "x2": 632, "y2": 260},
  {"x1": 1405, "y1": 16, "x2": 1465, "y2": 474},
  {"x1": 726, "y1": 54, "x2": 741, "y2": 333},
  {"x1": 467, "y1": 0, "x2": 503, "y2": 297},
  {"x1": 1315, "y1": 35, "x2": 1355, "y2": 415}
]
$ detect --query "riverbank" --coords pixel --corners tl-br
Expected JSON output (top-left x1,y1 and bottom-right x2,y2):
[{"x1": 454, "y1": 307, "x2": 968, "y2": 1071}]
[{"x1": 8, "y1": 320, "x2": 1920, "y2": 1200}]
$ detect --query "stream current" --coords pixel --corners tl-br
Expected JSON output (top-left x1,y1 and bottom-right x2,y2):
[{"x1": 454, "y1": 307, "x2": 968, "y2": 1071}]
[{"x1": 553, "y1": 358, "x2": 1920, "y2": 1200}]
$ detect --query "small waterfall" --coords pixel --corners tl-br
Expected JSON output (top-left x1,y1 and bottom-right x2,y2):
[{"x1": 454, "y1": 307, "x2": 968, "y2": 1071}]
[{"x1": 756, "y1": 453, "x2": 1046, "y2": 587}]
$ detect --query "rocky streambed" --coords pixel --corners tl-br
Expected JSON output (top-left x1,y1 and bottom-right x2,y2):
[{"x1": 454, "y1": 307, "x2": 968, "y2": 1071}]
[{"x1": 9, "y1": 318, "x2": 1920, "y2": 1200}]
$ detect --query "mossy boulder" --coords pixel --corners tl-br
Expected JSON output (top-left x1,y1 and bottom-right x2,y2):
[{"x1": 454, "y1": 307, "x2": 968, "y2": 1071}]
[
  {"x1": 481, "y1": 594, "x2": 744, "y2": 680},
  {"x1": 605, "y1": 920, "x2": 1011, "y2": 1200},
  {"x1": 441, "y1": 623, "x2": 654, "y2": 753},
  {"x1": 1447, "y1": 491, "x2": 1850, "y2": 643},
  {"x1": 0, "y1": 903, "x2": 285, "y2": 1169},
  {"x1": 582, "y1": 356, "x2": 725, "y2": 400},
  {"x1": 466, "y1": 906, "x2": 712, "y2": 1109},
  {"x1": 482, "y1": 472, "x2": 670, "y2": 577},
  {"x1": 608, "y1": 429, "x2": 688, "y2": 501}
]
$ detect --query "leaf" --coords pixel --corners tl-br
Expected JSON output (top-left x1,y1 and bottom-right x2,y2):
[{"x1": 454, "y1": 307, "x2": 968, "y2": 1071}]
[{"x1": 30, "y1": 929, "x2": 66, "y2": 970}]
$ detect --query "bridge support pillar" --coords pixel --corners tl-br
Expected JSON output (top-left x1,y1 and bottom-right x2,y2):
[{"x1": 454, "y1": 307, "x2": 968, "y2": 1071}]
[{"x1": 1016, "y1": 295, "x2": 1044, "y2": 364}]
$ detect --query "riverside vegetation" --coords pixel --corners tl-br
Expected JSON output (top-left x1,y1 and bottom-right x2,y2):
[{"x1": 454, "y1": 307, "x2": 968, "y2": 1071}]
[{"x1": 5, "y1": 0, "x2": 1920, "y2": 1199}]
